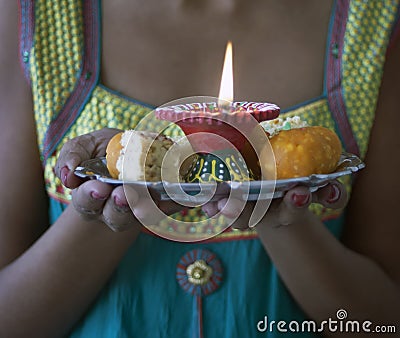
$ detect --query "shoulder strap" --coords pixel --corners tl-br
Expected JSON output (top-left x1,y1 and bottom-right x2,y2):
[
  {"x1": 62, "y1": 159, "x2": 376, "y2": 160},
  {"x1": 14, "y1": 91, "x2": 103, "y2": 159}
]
[
  {"x1": 18, "y1": 0, "x2": 35, "y2": 84},
  {"x1": 388, "y1": 2, "x2": 400, "y2": 51},
  {"x1": 42, "y1": 0, "x2": 101, "y2": 163},
  {"x1": 326, "y1": 0, "x2": 360, "y2": 155},
  {"x1": 326, "y1": 0, "x2": 400, "y2": 159}
]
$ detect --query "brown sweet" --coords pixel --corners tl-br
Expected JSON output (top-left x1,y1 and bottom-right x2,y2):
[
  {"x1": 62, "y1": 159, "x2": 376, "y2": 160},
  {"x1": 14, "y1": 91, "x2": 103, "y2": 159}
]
[
  {"x1": 241, "y1": 126, "x2": 342, "y2": 179},
  {"x1": 105, "y1": 130, "x2": 179, "y2": 181},
  {"x1": 267, "y1": 126, "x2": 342, "y2": 179},
  {"x1": 105, "y1": 132, "x2": 123, "y2": 179}
]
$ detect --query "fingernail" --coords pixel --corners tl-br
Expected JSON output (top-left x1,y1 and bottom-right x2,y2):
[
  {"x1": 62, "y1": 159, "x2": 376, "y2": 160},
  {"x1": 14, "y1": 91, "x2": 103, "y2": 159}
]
[
  {"x1": 327, "y1": 184, "x2": 341, "y2": 203},
  {"x1": 61, "y1": 166, "x2": 69, "y2": 186},
  {"x1": 292, "y1": 193, "x2": 310, "y2": 207},
  {"x1": 114, "y1": 196, "x2": 129, "y2": 209},
  {"x1": 202, "y1": 203, "x2": 217, "y2": 217},
  {"x1": 217, "y1": 198, "x2": 228, "y2": 211},
  {"x1": 91, "y1": 191, "x2": 108, "y2": 200}
]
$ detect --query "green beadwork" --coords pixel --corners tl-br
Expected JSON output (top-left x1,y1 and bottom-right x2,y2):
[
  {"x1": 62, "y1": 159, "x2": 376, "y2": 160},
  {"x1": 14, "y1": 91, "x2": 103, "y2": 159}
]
[{"x1": 186, "y1": 151, "x2": 254, "y2": 183}]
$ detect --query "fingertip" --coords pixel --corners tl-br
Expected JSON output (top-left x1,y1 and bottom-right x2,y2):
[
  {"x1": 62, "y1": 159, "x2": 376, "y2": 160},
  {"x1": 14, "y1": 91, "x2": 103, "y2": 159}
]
[
  {"x1": 202, "y1": 201, "x2": 219, "y2": 217},
  {"x1": 84, "y1": 180, "x2": 113, "y2": 199},
  {"x1": 284, "y1": 186, "x2": 312, "y2": 209},
  {"x1": 217, "y1": 197, "x2": 244, "y2": 218},
  {"x1": 217, "y1": 198, "x2": 229, "y2": 212},
  {"x1": 327, "y1": 183, "x2": 340, "y2": 203},
  {"x1": 316, "y1": 182, "x2": 348, "y2": 208},
  {"x1": 60, "y1": 166, "x2": 70, "y2": 186},
  {"x1": 59, "y1": 156, "x2": 86, "y2": 188},
  {"x1": 113, "y1": 195, "x2": 130, "y2": 212},
  {"x1": 59, "y1": 165, "x2": 81, "y2": 188},
  {"x1": 158, "y1": 201, "x2": 185, "y2": 216},
  {"x1": 71, "y1": 180, "x2": 113, "y2": 218},
  {"x1": 102, "y1": 197, "x2": 137, "y2": 232},
  {"x1": 65, "y1": 172, "x2": 85, "y2": 189},
  {"x1": 65, "y1": 155, "x2": 84, "y2": 172}
]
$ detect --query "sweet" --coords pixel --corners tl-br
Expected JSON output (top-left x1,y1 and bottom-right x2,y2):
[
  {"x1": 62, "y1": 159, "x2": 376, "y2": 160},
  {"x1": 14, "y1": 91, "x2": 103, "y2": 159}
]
[
  {"x1": 106, "y1": 130, "x2": 177, "y2": 181},
  {"x1": 243, "y1": 117, "x2": 342, "y2": 179},
  {"x1": 268, "y1": 126, "x2": 342, "y2": 179},
  {"x1": 262, "y1": 116, "x2": 308, "y2": 137},
  {"x1": 106, "y1": 117, "x2": 342, "y2": 182},
  {"x1": 106, "y1": 132, "x2": 123, "y2": 179}
]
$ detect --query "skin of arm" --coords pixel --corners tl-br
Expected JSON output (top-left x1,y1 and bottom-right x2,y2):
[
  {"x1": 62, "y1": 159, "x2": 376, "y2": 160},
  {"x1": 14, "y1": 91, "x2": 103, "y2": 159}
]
[
  {"x1": 0, "y1": 3, "x2": 140, "y2": 337},
  {"x1": 255, "y1": 35, "x2": 400, "y2": 337}
]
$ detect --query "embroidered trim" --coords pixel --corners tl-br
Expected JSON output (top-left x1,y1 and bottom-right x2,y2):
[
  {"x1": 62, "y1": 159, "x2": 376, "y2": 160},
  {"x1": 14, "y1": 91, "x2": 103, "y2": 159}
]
[
  {"x1": 18, "y1": 0, "x2": 35, "y2": 84},
  {"x1": 326, "y1": 0, "x2": 360, "y2": 156},
  {"x1": 42, "y1": 0, "x2": 100, "y2": 163},
  {"x1": 388, "y1": 2, "x2": 400, "y2": 50}
]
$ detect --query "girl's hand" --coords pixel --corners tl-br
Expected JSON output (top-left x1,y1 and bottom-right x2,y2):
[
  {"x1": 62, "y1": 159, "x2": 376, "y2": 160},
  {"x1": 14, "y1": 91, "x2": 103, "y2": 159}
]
[
  {"x1": 69, "y1": 180, "x2": 183, "y2": 232},
  {"x1": 202, "y1": 181, "x2": 348, "y2": 230},
  {"x1": 55, "y1": 129, "x2": 182, "y2": 231},
  {"x1": 55, "y1": 128, "x2": 121, "y2": 189}
]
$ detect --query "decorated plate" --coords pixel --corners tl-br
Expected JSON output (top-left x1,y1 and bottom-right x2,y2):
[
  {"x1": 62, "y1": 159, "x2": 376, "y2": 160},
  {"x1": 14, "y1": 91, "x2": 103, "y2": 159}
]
[{"x1": 74, "y1": 152, "x2": 365, "y2": 202}]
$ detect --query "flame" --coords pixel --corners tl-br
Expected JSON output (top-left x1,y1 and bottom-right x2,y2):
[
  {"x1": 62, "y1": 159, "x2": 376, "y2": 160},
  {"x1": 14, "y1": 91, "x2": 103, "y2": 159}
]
[{"x1": 218, "y1": 41, "x2": 234, "y2": 108}]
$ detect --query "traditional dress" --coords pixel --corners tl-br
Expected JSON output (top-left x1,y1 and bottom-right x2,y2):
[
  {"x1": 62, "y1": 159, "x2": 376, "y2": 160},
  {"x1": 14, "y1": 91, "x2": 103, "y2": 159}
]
[{"x1": 18, "y1": 0, "x2": 400, "y2": 336}]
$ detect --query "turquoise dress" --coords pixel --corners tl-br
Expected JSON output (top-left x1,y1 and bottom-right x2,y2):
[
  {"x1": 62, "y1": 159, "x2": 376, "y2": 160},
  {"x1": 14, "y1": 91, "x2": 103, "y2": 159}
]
[{"x1": 18, "y1": 0, "x2": 400, "y2": 337}]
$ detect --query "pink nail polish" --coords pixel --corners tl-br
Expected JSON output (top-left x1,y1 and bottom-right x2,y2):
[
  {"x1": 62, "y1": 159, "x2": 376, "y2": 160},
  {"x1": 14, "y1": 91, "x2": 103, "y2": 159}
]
[
  {"x1": 91, "y1": 191, "x2": 108, "y2": 200},
  {"x1": 327, "y1": 184, "x2": 341, "y2": 203},
  {"x1": 60, "y1": 166, "x2": 69, "y2": 185},
  {"x1": 292, "y1": 193, "x2": 310, "y2": 207},
  {"x1": 114, "y1": 196, "x2": 128, "y2": 208}
]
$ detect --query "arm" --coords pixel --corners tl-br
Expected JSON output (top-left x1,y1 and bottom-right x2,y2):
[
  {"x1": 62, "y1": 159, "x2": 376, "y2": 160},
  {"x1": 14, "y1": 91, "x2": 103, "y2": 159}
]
[
  {"x1": 0, "y1": 0, "x2": 48, "y2": 267},
  {"x1": 255, "y1": 36, "x2": 400, "y2": 336},
  {"x1": 0, "y1": 3, "x2": 139, "y2": 337}
]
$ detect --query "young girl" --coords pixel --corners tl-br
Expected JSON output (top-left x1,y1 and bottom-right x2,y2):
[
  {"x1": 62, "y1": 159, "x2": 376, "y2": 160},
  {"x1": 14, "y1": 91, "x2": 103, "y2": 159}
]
[{"x1": 1, "y1": 1, "x2": 399, "y2": 336}]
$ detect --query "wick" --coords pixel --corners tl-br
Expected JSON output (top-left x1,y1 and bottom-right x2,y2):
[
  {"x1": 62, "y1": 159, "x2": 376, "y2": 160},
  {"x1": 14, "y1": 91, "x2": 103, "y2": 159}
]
[{"x1": 218, "y1": 102, "x2": 232, "y2": 114}]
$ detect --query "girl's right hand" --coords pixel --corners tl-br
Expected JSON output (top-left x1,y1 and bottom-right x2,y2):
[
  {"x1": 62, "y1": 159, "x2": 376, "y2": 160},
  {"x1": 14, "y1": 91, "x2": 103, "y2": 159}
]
[
  {"x1": 55, "y1": 128, "x2": 121, "y2": 189},
  {"x1": 55, "y1": 128, "x2": 183, "y2": 231}
]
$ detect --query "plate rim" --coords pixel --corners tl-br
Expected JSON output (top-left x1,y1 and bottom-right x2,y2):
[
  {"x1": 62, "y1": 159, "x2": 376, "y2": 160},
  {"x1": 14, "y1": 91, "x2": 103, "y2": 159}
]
[{"x1": 73, "y1": 152, "x2": 365, "y2": 200}]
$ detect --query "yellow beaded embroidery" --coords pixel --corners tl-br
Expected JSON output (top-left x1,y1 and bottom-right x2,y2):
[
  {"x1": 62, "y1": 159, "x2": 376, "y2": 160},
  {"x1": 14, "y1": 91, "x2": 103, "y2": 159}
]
[{"x1": 343, "y1": 0, "x2": 398, "y2": 158}]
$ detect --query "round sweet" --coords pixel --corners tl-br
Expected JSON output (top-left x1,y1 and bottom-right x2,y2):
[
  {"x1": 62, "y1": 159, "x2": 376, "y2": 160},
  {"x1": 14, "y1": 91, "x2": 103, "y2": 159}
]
[
  {"x1": 266, "y1": 126, "x2": 342, "y2": 179},
  {"x1": 105, "y1": 132, "x2": 123, "y2": 179}
]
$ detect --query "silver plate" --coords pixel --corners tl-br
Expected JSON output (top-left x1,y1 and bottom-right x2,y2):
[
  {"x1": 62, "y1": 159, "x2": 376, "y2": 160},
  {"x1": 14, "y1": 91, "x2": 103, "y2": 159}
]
[{"x1": 74, "y1": 152, "x2": 365, "y2": 201}]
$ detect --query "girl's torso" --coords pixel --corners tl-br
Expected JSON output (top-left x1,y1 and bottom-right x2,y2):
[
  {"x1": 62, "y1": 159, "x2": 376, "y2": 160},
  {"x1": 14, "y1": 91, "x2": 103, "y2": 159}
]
[{"x1": 101, "y1": 0, "x2": 333, "y2": 108}]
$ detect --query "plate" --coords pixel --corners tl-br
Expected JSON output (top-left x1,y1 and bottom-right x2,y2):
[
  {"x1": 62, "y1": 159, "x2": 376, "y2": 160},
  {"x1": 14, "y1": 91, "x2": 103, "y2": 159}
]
[{"x1": 74, "y1": 152, "x2": 365, "y2": 202}]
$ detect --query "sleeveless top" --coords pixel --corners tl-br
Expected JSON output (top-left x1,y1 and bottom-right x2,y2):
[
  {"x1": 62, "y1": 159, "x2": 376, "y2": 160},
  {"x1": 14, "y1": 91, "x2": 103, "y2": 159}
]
[{"x1": 19, "y1": 1, "x2": 400, "y2": 337}]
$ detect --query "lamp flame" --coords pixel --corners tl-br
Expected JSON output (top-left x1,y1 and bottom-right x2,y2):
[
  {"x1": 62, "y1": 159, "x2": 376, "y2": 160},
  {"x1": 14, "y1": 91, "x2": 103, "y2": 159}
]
[{"x1": 218, "y1": 41, "x2": 233, "y2": 109}]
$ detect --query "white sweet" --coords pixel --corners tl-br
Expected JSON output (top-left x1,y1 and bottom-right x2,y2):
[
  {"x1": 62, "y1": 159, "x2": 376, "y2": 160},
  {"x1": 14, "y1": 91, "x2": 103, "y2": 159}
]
[
  {"x1": 260, "y1": 116, "x2": 308, "y2": 137},
  {"x1": 116, "y1": 130, "x2": 176, "y2": 181}
]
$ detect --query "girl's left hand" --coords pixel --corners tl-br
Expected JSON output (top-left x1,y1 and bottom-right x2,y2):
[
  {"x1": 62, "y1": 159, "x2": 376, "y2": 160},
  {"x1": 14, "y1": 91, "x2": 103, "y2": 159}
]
[{"x1": 202, "y1": 181, "x2": 348, "y2": 230}]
